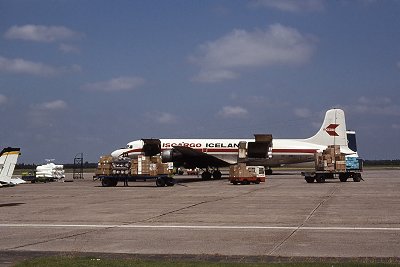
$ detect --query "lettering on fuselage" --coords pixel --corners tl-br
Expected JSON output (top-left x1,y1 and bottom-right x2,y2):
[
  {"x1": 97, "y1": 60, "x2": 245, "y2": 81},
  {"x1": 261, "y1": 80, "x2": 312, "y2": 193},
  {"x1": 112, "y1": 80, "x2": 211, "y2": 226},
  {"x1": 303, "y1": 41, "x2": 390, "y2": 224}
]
[
  {"x1": 161, "y1": 142, "x2": 239, "y2": 149},
  {"x1": 162, "y1": 143, "x2": 202, "y2": 148},
  {"x1": 205, "y1": 143, "x2": 239, "y2": 148}
]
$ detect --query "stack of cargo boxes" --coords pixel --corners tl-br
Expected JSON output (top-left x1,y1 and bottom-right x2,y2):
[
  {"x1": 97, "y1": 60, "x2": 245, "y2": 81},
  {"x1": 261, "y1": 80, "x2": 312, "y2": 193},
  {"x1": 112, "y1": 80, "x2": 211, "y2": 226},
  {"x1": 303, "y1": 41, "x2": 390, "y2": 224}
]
[
  {"x1": 131, "y1": 155, "x2": 170, "y2": 176},
  {"x1": 229, "y1": 163, "x2": 255, "y2": 178},
  {"x1": 315, "y1": 145, "x2": 346, "y2": 172},
  {"x1": 96, "y1": 155, "x2": 113, "y2": 176},
  {"x1": 346, "y1": 157, "x2": 361, "y2": 170}
]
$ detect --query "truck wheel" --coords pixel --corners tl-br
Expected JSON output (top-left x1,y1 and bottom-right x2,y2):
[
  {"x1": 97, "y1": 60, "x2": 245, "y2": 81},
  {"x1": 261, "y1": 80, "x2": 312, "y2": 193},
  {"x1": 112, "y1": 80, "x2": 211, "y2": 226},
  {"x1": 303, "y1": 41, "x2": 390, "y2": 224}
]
[
  {"x1": 232, "y1": 181, "x2": 238, "y2": 185},
  {"x1": 156, "y1": 177, "x2": 166, "y2": 187},
  {"x1": 255, "y1": 179, "x2": 261, "y2": 184},
  {"x1": 305, "y1": 176, "x2": 314, "y2": 183}
]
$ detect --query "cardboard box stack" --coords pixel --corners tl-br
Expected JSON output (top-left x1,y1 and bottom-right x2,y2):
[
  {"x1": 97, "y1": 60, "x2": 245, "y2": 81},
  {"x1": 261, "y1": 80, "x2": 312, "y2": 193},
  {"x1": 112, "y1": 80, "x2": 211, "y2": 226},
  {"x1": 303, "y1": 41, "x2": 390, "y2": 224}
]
[
  {"x1": 96, "y1": 155, "x2": 113, "y2": 176},
  {"x1": 130, "y1": 155, "x2": 170, "y2": 176},
  {"x1": 229, "y1": 163, "x2": 255, "y2": 178},
  {"x1": 315, "y1": 145, "x2": 346, "y2": 172}
]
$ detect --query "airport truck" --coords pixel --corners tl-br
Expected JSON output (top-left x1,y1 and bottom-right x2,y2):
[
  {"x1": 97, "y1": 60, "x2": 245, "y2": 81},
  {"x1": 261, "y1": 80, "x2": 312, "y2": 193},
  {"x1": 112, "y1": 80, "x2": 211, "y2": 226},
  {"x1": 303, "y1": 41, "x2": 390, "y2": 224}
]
[
  {"x1": 95, "y1": 155, "x2": 175, "y2": 187},
  {"x1": 302, "y1": 145, "x2": 363, "y2": 183},
  {"x1": 229, "y1": 164, "x2": 266, "y2": 185}
]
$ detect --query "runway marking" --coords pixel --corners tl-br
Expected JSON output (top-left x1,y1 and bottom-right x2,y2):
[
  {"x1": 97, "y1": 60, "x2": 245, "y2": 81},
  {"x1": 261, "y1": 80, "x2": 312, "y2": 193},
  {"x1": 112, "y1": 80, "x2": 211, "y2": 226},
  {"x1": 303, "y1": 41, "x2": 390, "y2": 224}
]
[{"x1": 1, "y1": 224, "x2": 400, "y2": 231}]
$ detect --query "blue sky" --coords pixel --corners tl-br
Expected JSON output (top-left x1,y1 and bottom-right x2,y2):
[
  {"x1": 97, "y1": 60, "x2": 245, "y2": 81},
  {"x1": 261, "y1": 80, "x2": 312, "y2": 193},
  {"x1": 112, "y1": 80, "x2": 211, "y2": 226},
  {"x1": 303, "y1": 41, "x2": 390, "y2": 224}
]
[{"x1": 1, "y1": 0, "x2": 399, "y2": 163}]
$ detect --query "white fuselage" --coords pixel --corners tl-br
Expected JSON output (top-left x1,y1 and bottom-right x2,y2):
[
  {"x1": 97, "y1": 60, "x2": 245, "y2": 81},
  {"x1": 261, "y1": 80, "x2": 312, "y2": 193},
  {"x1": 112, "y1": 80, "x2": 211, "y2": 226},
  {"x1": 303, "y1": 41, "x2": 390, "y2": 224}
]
[{"x1": 112, "y1": 138, "x2": 329, "y2": 167}]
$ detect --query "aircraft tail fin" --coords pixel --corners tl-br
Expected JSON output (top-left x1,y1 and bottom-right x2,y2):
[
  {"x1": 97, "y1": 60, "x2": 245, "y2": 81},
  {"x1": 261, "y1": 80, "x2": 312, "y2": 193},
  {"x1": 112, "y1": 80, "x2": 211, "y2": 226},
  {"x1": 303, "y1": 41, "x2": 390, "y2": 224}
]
[
  {"x1": 305, "y1": 109, "x2": 348, "y2": 147},
  {"x1": 0, "y1": 147, "x2": 21, "y2": 185}
]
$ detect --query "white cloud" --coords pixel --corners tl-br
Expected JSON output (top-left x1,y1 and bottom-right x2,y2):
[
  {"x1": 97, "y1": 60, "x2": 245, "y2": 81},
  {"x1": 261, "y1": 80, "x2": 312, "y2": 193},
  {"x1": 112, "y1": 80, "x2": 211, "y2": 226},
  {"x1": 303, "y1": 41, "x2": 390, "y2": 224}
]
[
  {"x1": 392, "y1": 124, "x2": 400, "y2": 130},
  {"x1": 0, "y1": 55, "x2": 79, "y2": 76},
  {"x1": 29, "y1": 100, "x2": 67, "y2": 128},
  {"x1": 82, "y1": 76, "x2": 145, "y2": 92},
  {"x1": 250, "y1": 0, "x2": 325, "y2": 12},
  {"x1": 218, "y1": 106, "x2": 249, "y2": 118},
  {"x1": 34, "y1": 100, "x2": 68, "y2": 111},
  {"x1": 294, "y1": 107, "x2": 312, "y2": 118},
  {"x1": 0, "y1": 94, "x2": 8, "y2": 105},
  {"x1": 59, "y1": 43, "x2": 80, "y2": 53},
  {"x1": 190, "y1": 24, "x2": 316, "y2": 83},
  {"x1": 4, "y1": 24, "x2": 82, "y2": 43},
  {"x1": 353, "y1": 96, "x2": 400, "y2": 116},
  {"x1": 146, "y1": 111, "x2": 178, "y2": 124},
  {"x1": 0, "y1": 55, "x2": 58, "y2": 76}
]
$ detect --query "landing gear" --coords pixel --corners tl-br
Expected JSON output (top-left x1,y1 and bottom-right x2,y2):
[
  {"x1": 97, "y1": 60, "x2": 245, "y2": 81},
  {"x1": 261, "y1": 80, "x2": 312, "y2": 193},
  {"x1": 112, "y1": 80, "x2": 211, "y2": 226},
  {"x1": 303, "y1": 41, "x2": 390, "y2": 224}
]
[
  {"x1": 201, "y1": 169, "x2": 222, "y2": 180},
  {"x1": 212, "y1": 170, "x2": 222, "y2": 179},
  {"x1": 201, "y1": 171, "x2": 212, "y2": 180},
  {"x1": 265, "y1": 168, "x2": 273, "y2": 175}
]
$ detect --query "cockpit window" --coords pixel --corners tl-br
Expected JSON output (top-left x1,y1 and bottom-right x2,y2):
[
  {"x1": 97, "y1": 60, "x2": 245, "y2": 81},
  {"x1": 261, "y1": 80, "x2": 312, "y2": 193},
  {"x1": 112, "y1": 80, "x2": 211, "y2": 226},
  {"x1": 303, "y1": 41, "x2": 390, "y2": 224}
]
[{"x1": 126, "y1": 144, "x2": 133, "y2": 149}]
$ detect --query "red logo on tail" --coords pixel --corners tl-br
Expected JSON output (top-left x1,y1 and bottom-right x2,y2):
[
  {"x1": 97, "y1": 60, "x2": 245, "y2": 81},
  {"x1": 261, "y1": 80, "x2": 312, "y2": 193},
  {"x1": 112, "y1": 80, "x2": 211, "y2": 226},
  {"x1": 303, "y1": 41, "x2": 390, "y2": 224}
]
[{"x1": 325, "y1": 124, "x2": 339, "y2": 136}]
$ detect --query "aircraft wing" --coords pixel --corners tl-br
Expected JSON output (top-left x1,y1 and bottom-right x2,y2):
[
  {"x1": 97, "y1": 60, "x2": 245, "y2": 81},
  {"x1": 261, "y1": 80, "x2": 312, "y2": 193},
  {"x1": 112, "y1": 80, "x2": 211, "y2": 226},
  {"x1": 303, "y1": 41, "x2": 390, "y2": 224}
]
[{"x1": 172, "y1": 146, "x2": 231, "y2": 169}]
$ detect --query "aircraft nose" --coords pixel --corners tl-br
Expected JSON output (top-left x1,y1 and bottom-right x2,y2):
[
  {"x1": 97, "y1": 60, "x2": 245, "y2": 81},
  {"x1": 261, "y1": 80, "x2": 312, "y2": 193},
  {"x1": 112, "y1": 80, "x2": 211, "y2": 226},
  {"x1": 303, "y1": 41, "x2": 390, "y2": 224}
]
[{"x1": 111, "y1": 149, "x2": 125, "y2": 159}]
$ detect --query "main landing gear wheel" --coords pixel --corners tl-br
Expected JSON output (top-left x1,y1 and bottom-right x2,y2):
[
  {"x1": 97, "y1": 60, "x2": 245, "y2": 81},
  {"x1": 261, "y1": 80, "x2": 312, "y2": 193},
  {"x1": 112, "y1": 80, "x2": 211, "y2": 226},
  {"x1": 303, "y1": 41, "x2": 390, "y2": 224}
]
[
  {"x1": 212, "y1": 170, "x2": 222, "y2": 180},
  {"x1": 201, "y1": 171, "x2": 212, "y2": 180}
]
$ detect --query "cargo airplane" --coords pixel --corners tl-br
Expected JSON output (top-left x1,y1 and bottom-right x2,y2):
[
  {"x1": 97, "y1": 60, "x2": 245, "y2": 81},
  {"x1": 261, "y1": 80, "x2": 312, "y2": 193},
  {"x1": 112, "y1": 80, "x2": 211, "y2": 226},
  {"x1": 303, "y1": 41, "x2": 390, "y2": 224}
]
[
  {"x1": 0, "y1": 147, "x2": 23, "y2": 187},
  {"x1": 111, "y1": 109, "x2": 358, "y2": 179}
]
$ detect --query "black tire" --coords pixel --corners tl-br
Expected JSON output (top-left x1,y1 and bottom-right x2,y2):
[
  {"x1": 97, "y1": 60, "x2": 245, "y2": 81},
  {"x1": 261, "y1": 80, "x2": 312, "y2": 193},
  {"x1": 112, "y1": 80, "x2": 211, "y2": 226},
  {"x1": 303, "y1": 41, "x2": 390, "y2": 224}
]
[
  {"x1": 254, "y1": 179, "x2": 261, "y2": 184},
  {"x1": 315, "y1": 174, "x2": 325, "y2": 183},
  {"x1": 166, "y1": 177, "x2": 175, "y2": 186},
  {"x1": 339, "y1": 174, "x2": 348, "y2": 182},
  {"x1": 102, "y1": 178, "x2": 114, "y2": 187},
  {"x1": 212, "y1": 170, "x2": 222, "y2": 180},
  {"x1": 353, "y1": 173, "x2": 362, "y2": 182},
  {"x1": 201, "y1": 172, "x2": 212, "y2": 180},
  {"x1": 156, "y1": 177, "x2": 166, "y2": 187},
  {"x1": 305, "y1": 176, "x2": 314, "y2": 183},
  {"x1": 232, "y1": 181, "x2": 238, "y2": 185}
]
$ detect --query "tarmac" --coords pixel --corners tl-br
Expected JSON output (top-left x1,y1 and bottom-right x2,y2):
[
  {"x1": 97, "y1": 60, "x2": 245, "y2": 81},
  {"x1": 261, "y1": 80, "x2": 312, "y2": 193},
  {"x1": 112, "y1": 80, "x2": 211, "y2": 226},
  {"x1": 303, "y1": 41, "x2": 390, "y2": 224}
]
[{"x1": 1, "y1": 169, "x2": 399, "y2": 265}]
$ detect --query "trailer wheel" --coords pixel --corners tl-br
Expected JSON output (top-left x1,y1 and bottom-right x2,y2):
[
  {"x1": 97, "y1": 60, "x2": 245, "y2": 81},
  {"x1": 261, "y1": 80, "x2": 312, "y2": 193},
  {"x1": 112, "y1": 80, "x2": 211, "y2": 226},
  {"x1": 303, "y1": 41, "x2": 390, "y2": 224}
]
[
  {"x1": 102, "y1": 178, "x2": 114, "y2": 187},
  {"x1": 166, "y1": 177, "x2": 175, "y2": 186},
  {"x1": 339, "y1": 173, "x2": 348, "y2": 182},
  {"x1": 353, "y1": 173, "x2": 362, "y2": 182},
  {"x1": 315, "y1": 174, "x2": 325, "y2": 183},
  {"x1": 156, "y1": 177, "x2": 166, "y2": 187},
  {"x1": 305, "y1": 176, "x2": 314, "y2": 183}
]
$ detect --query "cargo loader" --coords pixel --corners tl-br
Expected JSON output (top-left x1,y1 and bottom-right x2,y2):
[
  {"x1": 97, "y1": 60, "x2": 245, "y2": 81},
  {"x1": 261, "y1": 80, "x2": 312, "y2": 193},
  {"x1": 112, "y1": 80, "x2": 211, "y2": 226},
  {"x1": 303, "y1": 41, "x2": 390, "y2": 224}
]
[
  {"x1": 95, "y1": 155, "x2": 175, "y2": 187},
  {"x1": 228, "y1": 135, "x2": 272, "y2": 185},
  {"x1": 302, "y1": 145, "x2": 363, "y2": 183}
]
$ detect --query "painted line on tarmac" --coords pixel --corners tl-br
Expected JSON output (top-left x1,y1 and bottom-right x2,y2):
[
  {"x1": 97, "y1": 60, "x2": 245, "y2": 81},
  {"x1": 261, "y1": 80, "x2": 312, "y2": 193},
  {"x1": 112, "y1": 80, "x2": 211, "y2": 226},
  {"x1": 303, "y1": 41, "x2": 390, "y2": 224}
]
[{"x1": 1, "y1": 224, "x2": 400, "y2": 231}]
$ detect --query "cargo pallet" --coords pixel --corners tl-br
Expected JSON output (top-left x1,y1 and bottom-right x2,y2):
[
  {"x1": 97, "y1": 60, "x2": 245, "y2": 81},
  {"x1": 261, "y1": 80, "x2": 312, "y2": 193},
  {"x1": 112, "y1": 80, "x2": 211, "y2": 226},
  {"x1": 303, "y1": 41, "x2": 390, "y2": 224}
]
[{"x1": 98, "y1": 175, "x2": 175, "y2": 187}]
